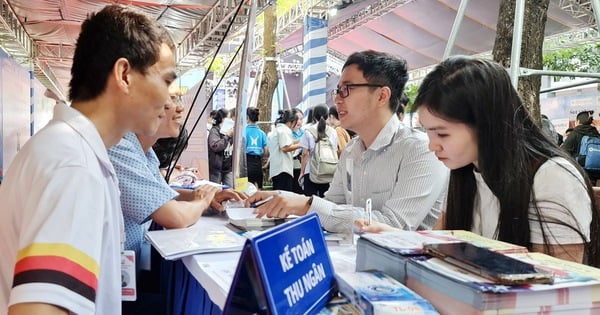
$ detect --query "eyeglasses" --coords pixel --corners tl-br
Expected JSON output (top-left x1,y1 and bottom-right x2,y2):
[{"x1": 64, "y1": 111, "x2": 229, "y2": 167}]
[{"x1": 330, "y1": 83, "x2": 384, "y2": 99}]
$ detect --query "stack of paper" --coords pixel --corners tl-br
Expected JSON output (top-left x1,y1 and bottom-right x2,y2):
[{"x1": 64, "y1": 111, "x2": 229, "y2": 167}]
[
  {"x1": 145, "y1": 223, "x2": 245, "y2": 260},
  {"x1": 406, "y1": 252, "x2": 600, "y2": 314},
  {"x1": 356, "y1": 230, "x2": 527, "y2": 283},
  {"x1": 335, "y1": 270, "x2": 439, "y2": 315}
]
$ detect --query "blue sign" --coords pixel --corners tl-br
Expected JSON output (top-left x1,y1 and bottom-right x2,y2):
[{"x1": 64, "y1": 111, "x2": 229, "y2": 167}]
[{"x1": 223, "y1": 213, "x2": 335, "y2": 314}]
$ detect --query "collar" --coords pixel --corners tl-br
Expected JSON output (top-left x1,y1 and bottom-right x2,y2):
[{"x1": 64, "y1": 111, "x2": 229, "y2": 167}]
[
  {"x1": 55, "y1": 103, "x2": 115, "y2": 174},
  {"x1": 366, "y1": 115, "x2": 402, "y2": 151}
]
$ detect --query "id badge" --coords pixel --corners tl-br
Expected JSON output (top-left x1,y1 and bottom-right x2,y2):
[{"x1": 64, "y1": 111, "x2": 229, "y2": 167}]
[{"x1": 121, "y1": 250, "x2": 137, "y2": 301}]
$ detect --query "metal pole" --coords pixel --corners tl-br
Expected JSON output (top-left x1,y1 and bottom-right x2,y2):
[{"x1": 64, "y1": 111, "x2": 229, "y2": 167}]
[
  {"x1": 591, "y1": 0, "x2": 600, "y2": 33},
  {"x1": 443, "y1": 0, "x2": 469, "y2": 59},
  {"x1": 540, "y1": 79, "x2": 600, "y2": 94},
  {"x1": 509, "y1": 0, "x2": 525, "y2": 88},
  {"x1": 231, "y1": 0, "x2": 258, "y2": 191}
]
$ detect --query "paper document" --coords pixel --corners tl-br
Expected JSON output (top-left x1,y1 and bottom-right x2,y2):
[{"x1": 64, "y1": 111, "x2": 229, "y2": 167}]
[{"x1": 145, "y1": 224, "x2": 245, "y2": 260}]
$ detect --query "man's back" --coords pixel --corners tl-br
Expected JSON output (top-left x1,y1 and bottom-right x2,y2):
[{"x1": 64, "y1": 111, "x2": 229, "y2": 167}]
[
  {"x1": 0, "y1": 104, "x2": 122, "y2": 314},
  {"x1": 562, "y1": 124, "x2": 600, "y2": 157}
]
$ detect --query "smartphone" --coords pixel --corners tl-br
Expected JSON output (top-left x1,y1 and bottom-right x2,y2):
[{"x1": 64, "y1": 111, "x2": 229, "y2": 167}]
[{"x1": 423, "y1": 242, "x2": 554, "y2": 285}]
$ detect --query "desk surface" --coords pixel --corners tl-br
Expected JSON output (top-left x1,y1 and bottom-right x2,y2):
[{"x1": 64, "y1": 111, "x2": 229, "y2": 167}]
[{"x1": 181, "y1": 216, "x2": 357, "y2": 310}]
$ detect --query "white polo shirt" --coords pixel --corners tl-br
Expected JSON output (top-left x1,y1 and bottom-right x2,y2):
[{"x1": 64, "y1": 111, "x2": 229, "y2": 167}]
[{"x1": 0, "y1": 104, "x2": 123, "y2": 314}]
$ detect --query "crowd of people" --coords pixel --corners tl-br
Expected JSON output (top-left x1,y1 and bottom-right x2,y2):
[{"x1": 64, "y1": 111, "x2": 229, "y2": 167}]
[{"x1": 0, "y1": 4, "x2": 599, "y2": 315}]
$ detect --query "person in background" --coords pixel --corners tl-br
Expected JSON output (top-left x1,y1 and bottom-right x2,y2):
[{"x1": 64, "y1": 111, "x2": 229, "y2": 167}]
[
  {"x1": 291, "y1": 107, "x2": 305, "y2": 194},
  {"x1": 207, "y1": 109, "x2": 217, "y2": 138},
  {"x1": 109, "y1": 88, "x2": 242, "y2": 314},
  {"x1": 328, "y1": 105, "x2": 351, "y2": 157},
  {"x1": 153, "y1": 126, "x2": 188, "y2": 170},
  {"x1": 562, "y1": 110, "x2": 600, "y2": 160},
  {"x1": 247, "y1": 50, "x2": 448, "y2": 233},
  {"x1": 268, "y1": 109, "x2": 301, "y2": 191},
  {"x1": 300, "y1": 104, "x2": 338, "y2": 197},
  {"x1": 396, "y1": 92, "x2": 409, "y2": 122},
  {"x1": 208, "y1": 108, "x2": 234, "y2": 187},
  {"x1": 245, "y1": 107, "x2": 268, "y2": 188},
  {"x1": 541, "y1": 114, "x2": 560, "y2": 145},
  {"x1": 361, "y1": 56, "x2": 599, "y2": 266},
  {"x1": 0, "y1": 5, "x2": 176, "y2": 314},
  {"x1": 565, "y1": 127, "x2": 573, "y2": 139}
]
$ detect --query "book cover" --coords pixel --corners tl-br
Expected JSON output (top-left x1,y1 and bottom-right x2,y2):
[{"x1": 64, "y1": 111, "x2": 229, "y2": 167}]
[{"x1": 335, "y1": 270, "x2": 439, "y2": 315}]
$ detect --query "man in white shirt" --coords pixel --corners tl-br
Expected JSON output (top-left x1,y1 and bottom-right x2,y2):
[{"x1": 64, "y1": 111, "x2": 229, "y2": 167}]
[
  {"x1": 246, "y1": 50, "x2": 449, "y2": 232},
  {"x1": 0, "y1": 5, "x2": 177, "y2": 315}
]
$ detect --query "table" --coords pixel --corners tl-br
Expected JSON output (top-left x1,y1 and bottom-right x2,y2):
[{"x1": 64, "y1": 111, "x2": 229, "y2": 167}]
[{"x1": 165, "y1": 216, "x2": 357, "y2": 314}]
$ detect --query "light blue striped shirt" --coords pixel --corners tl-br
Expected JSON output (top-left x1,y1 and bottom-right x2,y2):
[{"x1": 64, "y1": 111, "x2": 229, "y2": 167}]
[{"x1": 309, "y1": 116, "x2": 449, "y2": 231}]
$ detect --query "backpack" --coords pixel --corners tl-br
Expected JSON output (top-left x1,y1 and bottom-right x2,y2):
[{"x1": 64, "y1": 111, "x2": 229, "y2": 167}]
[
  {"x1": 578, "y1": 135, "x2": 600, "y2": 171},
  {"x1": 306, "y1": 127, "x2": 338, "y2": 184}
]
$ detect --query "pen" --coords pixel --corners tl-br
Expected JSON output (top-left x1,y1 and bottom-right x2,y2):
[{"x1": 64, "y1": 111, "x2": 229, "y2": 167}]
[
  {"x1": 250, "y1": 195, "x2": 275, "y2": 208},
  {"x1": 366, "y1": 198, "x2": 372, "y2": 225}
]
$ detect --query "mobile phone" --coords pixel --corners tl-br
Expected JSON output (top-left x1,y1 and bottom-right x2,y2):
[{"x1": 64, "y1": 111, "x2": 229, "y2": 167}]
[{"x1": 423, "y1": 242, "x2": 554, "y2": 285}]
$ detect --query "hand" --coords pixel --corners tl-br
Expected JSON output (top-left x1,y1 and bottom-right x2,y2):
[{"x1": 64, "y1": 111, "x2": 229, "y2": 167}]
[
  {"x1": 244, "y1": 191, "x2": 310, "y2": 218},
  {"x1": 193, "y1": 185, "x2": 220, "y2": 204},
  {"x1": 354, "y1": 219, "x2": 400, "y2": 233},
  {"x1": 227, "y1": 129, "x2": 234, "y2": 137},
  {"x1": 211, "y1": 189, "x2": 247, "y2": 211}
]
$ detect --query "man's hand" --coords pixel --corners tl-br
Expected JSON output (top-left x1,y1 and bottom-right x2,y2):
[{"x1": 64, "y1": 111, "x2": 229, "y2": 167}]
[
  {"x1": 244, "y1": 191, "x2": 310, "y2": 218},
  {"x1": 211, "y1": 189, "x2": 247, "y2": 211},
  {"x1": 354, "y1": 219, "x2": 399, "y2": 233}
]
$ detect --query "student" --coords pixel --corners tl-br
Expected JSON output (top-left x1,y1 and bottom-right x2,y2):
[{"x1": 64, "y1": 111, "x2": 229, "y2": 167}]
[
  {"x1": 562, "y1": 110, "x2": 600, "y2": 160},
  {"x1": 0, "y1": 5, "x2": 177, "y2": 314},
  {"x1": 268, "y1": 109, "x2": 301, "y2": 191},
  {"x1": 300, "y1": 104, "x2": 338, "y2": 197},
  {"x1": 361, "y1": 56, "x2": 600, "y2": 266},
  {"x1": 291, "y1": 107, "x2": 305, "y2": 194},
  {"x1": 328, "y1": 105, "x2": 351, "y2": 157},
  {"x1": 246, "y1": 50, "x2": 448, "y2": 232},
  {"x1": 396, "y1": 92, "x2": 409, "y2": 121},
  {"x1": 208, "y1": 108, "x2": 234, "y2": 187},
  {"x1": 245, "y1": 107, "x2": 268, "y2": 188}
]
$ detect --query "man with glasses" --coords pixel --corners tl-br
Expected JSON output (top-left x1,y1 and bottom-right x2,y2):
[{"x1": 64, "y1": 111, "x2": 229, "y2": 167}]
[{"x1": 246, "y1": 50, "x2": 448, "y2": 233}]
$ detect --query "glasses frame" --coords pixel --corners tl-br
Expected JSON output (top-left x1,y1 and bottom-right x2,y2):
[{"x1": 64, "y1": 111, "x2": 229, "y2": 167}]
[{"x1": 330, "y1": 83, "x2": 384, "y2": 100}]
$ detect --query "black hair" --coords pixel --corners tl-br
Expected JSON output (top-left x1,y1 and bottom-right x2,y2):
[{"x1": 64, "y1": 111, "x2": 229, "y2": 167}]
[
  {"x1": 213, "y1": 108, "x2": 228, "y2": 126},
  {"x1": 247, "y1": 107, "x2": 260, "y2": 123},
  {"x1": 342, "y1": 50, "x2": 408, "y2": 112},
  {"x1": 577, "y1": 111, "x2": 594, "y2": 125},
  {"x1": 275, "y1": 109, "x2": 298, "y2": 126},
  {"x1": 413, "y1": 56, "x2": 599, "y2": 266},
  {"x1": 69, "y1": 5, "x2": 174, "y2": 102},
  {"x1": 329, "y1": 106, "x2": 339, "y2": 120},
  {"x1": 152, "y1": 127, "x2": 189, "y2": 168},
  {"x1": 312, "y1": 104, "x2": 329, "y2": 140}
]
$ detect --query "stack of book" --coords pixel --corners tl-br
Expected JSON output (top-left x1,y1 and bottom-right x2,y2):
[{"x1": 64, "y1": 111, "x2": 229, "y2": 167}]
[
  {"x1": 405, "y1": 251, "x2": 600, "y2": 314},
  {"x1": 335, "y1": 270, "x2": 439, "y2": 315},
  {"x1": 356, "y1": 230, "x2": 527, "y2": 283}
]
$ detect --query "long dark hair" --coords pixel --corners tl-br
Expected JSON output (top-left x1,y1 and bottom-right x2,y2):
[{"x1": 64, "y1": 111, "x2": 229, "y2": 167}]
[
  {"x1": 413, "y1": 56, "x2": 599, "y2": 266},
  {"x1": 312, "y1": 104, "x2": 329, "y2": 140},
  {"x1": 275, "y1": 109, "x2": 298, "y2": 126}
]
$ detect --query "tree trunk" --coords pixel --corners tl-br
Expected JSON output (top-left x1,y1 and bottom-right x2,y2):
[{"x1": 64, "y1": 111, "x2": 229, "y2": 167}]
[
  {"x1": 257, "y1": 4, "x2": 278, "y2": 135},
  {"x1": 492, "y1": 0, "x2": 549, "y2": 125}
]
